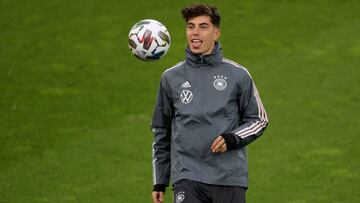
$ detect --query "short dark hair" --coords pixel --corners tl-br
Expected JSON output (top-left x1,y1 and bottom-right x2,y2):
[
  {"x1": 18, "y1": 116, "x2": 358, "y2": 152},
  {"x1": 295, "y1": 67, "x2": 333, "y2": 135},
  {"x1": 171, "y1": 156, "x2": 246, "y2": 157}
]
[{"x1": 181, "y1": 4, "x2": 221, "y2": 27}]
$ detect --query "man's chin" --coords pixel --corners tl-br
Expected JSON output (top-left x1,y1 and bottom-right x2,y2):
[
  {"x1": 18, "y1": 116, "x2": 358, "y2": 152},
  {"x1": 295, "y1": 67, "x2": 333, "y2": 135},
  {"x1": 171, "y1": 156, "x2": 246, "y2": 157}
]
[{"x1": 190, "y1": 48, "x2": 204, "y2": 55}]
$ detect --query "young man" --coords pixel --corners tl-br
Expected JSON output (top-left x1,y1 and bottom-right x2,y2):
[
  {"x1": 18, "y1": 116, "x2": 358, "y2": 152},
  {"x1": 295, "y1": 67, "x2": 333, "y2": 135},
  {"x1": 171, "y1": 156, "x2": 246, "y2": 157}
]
[{"x1": 151, "y1": 4, "x2": 268, "y2": 203}]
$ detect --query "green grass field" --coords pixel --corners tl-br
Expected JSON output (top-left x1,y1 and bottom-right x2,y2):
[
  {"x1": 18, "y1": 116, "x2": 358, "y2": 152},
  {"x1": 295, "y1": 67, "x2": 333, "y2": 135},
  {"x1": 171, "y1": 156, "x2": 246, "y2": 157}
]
[{"x1": 1, "y1": 0, "x2": 359, "y2": 202}]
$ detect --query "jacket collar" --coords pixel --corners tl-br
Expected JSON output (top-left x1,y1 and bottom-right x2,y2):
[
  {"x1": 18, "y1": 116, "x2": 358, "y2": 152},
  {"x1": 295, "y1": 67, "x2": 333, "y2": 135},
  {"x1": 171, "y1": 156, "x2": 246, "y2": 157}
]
[{"x1": 185, "y1": 42, "x2": 223, "y2": 67}]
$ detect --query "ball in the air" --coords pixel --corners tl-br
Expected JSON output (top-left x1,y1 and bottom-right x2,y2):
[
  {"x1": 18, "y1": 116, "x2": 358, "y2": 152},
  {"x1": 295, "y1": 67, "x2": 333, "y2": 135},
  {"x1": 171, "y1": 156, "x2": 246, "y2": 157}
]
[{"x1": 128, "y1": 19, "x2": 171, "y2": 61}]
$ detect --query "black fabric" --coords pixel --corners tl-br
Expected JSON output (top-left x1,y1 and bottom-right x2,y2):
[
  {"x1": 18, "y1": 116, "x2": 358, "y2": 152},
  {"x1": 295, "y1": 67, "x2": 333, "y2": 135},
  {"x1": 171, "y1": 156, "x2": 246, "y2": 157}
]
[
  {"x1": 153, "y1": 184, "x2": 166, "y2": 192},
  {"x1": 221, "y1": 133, "x2": 240, "y2": 150},
  {"x1": 173, "y1": 179, "x2": 245, "y2": 203}
]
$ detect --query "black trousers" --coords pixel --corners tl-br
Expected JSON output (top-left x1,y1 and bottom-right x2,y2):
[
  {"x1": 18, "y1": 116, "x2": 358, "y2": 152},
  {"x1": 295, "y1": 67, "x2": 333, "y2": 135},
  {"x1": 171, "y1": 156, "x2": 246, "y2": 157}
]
[{"x1": 173, "y1": 179, "x2": 246, "y2": 203}]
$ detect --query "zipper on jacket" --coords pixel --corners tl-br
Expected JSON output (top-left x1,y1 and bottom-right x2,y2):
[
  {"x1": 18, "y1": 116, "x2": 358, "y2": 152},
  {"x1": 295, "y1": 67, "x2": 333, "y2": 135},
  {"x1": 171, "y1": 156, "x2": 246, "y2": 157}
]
[{"x1": 199, "y1": 66, "x2": 206, "y2": 182}]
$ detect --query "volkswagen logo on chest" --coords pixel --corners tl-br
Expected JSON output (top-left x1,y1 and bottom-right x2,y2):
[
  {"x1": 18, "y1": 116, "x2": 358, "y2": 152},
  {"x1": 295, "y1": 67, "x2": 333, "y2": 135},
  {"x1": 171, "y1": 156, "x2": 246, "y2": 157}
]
[{"x1": 180, "y1": 90, "x2": 193, "y2": 104}]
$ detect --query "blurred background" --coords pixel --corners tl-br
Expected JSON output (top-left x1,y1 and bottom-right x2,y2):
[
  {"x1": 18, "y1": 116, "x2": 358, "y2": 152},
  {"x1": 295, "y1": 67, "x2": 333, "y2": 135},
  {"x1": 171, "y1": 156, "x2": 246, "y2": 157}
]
[{"x1": 1, "y1": 0, "x2": 359, "y2": 202}]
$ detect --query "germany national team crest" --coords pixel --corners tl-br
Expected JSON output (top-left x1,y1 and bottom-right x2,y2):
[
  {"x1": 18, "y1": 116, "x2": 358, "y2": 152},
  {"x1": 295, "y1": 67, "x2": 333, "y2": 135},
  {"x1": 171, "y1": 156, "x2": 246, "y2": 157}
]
[
  {"x1": 175, "y1": 191, "x2": 186, "y2": 203},
  {"x1": 213, "y1": 75, "x2": 227, "y2": 91},
  {"x1": 180, "y1": 90, "x2": 193, "y2": 104}
]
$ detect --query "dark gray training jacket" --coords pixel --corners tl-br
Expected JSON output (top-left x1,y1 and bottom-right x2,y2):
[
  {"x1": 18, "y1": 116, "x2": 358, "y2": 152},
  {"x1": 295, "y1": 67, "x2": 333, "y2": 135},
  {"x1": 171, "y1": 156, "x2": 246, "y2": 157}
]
[{"x1": 151, "y1": 43, "x2": 268, "y2": 188}]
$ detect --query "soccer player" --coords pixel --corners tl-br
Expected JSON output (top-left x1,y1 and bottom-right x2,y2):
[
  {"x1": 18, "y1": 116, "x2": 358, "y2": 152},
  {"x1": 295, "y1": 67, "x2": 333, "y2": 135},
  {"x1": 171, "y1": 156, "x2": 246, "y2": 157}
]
[{"x1": 151, "y1": 3, "x2": 268, "y2": 203}]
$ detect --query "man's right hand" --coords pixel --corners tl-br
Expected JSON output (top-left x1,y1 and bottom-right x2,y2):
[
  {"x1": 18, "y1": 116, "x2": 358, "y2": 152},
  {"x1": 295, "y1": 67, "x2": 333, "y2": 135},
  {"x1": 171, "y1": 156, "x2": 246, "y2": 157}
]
[{"x1": 152, "y1": 191, "x2": 165, "y2": 203}]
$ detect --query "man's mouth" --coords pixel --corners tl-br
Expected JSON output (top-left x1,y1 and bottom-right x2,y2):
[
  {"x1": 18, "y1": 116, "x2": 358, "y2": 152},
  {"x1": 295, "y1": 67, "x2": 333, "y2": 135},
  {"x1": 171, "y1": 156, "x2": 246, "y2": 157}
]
[{"x1": 191, "y1": 39, "x2": 202, "y2": 49}]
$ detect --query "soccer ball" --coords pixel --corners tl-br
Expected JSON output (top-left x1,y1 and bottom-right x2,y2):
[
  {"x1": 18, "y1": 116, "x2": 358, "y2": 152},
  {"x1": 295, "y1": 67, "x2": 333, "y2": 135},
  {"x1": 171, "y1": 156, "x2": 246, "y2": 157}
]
[{"x1": 128, "y1": 19, "x2": 171, "y2": 61}]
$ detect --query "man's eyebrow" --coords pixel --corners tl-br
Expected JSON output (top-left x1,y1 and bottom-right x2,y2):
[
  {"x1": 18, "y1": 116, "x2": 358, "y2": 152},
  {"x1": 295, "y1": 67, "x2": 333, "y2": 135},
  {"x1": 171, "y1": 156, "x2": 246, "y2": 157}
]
[
  {"x1": 187, "y1": 22, "x2": 209, "y2": 26},
  {"x1": 199, "y1": 23, "x2": 209, "y2": 26}
]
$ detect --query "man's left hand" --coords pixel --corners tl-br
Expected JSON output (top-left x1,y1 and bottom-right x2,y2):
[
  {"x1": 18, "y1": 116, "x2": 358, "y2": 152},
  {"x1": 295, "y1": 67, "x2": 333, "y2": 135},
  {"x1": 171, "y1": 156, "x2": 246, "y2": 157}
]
[{"x1": 211, "y1": 136, "x2": 227, "y2": 153}]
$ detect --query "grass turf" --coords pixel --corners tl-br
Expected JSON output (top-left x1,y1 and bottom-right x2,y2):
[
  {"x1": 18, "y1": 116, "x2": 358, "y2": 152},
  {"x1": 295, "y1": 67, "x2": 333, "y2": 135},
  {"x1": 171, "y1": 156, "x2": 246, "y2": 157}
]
[{"x1": 1, "y1": 0, "x2": 359, "y2": 202}]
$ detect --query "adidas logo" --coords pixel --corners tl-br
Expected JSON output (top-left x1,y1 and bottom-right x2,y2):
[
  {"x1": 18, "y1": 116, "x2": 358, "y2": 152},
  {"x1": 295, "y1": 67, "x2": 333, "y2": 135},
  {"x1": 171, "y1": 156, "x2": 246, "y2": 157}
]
[{"x1": 181, "y1": 81, "x2": 191, "y2": 88}]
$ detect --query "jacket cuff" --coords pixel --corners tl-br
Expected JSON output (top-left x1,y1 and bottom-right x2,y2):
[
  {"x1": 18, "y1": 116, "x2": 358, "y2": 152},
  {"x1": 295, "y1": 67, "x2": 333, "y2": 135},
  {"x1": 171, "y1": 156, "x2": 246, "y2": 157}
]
[
  {"x1": 221, "y1": 133, "x2": 240, "y2": 150},
  {"x1": 153, "y1": 184, "x2": 167, "y2": 192}
]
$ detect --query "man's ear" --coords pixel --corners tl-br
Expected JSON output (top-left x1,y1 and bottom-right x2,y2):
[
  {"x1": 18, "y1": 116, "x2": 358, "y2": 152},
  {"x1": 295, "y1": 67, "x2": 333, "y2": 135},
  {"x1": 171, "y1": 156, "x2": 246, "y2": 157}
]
[{"x1": 214, "y1": 27, "x2": 221, "y2": 41}]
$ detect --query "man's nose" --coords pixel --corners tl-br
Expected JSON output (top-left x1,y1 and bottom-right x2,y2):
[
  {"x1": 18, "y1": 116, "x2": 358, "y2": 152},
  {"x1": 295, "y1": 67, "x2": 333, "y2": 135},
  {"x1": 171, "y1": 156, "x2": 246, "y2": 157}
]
[{"x1": 193, "y1": 26, "x2": 199, "y2": 35}]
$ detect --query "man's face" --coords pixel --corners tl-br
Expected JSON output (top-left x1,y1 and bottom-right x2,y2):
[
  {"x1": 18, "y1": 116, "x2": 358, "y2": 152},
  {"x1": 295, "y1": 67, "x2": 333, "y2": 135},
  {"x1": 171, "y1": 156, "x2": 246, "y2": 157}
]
[{"x1": 186, "y1": 15, "x2": 220, "y2": 55}]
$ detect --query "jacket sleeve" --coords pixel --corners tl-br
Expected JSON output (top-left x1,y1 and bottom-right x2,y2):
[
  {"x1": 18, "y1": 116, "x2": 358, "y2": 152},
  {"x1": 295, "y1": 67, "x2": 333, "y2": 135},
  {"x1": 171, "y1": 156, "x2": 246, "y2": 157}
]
[
  {"x1": 230, "y1": 71, "x2": 269, "y2": 148},
  {"x1": 151, "y1": 77, "x2": 173, "y2": 187}
]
